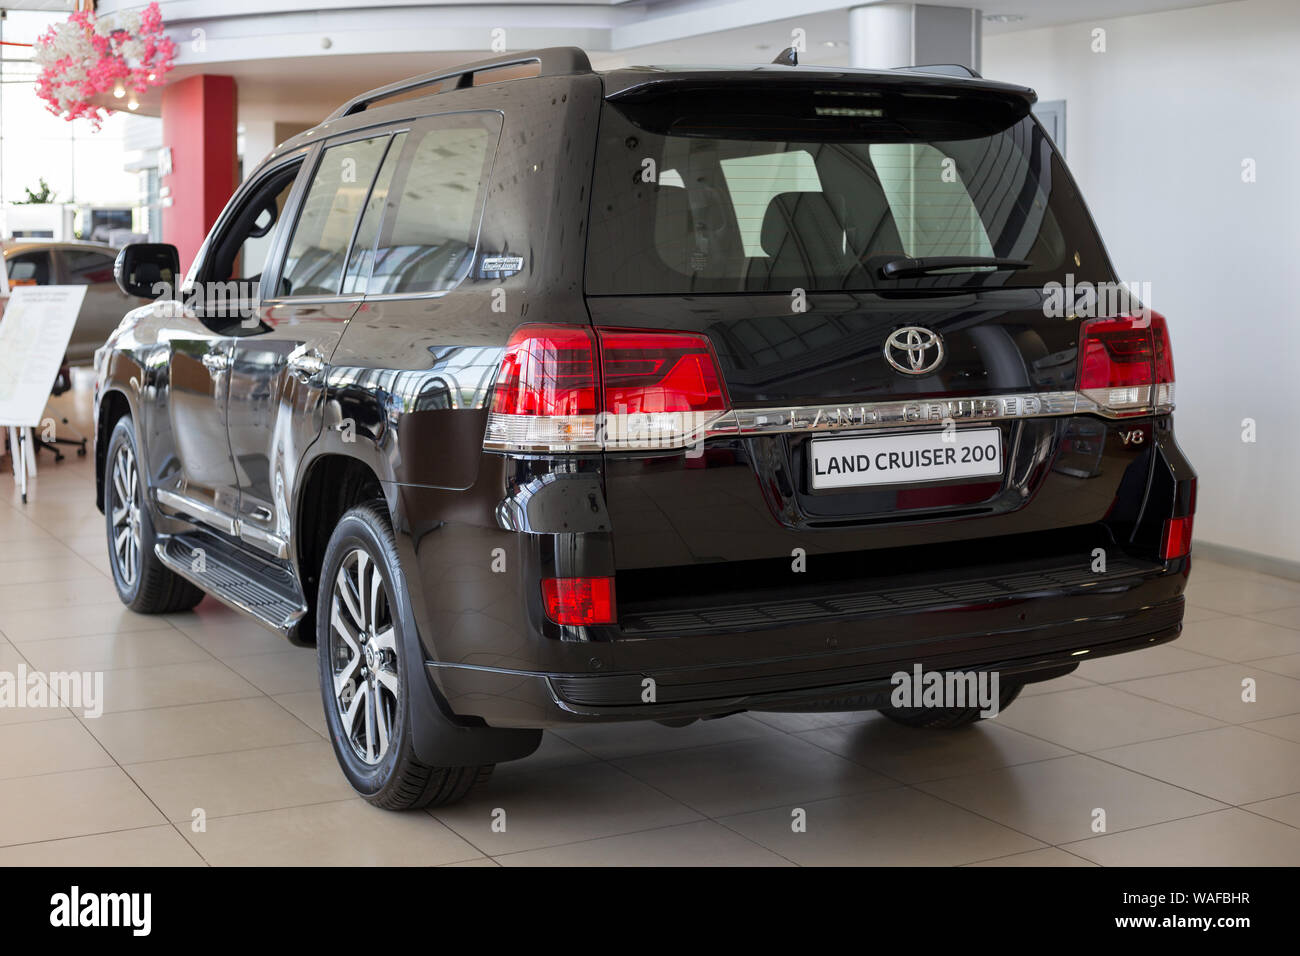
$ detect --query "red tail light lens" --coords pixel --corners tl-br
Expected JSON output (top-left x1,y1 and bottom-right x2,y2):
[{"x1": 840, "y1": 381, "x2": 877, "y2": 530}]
[
  {"x1": 485, "y1": 325, "x2": 732, "y2": 451},
  {"x1": 1160, "y1": 515, "x2": 1194, "y2": 560},
  {"x1": 541, "y1": 577, "x2": 615, "y2": 625},
  {"x1": 1077, "y1": 310, "x2": 1175, "y2": 414},
  {"x1": 490, "y1": 326, "x2": 598, "y2": 417},
  {"x1": 598, "y1": 330, "x2": 729, "y2": 414}
]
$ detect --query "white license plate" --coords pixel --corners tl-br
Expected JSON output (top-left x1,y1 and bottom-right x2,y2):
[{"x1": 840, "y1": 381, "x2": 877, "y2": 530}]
[{"x1": 810, "y1": 428, "x2": 1003, "y2": 490}]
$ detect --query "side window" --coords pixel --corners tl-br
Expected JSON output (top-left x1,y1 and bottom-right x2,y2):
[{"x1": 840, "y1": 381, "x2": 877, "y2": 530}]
[
  {"x1": 279, "y1": 136, "x2": 390, "y2": 297},
  {"x1": 7, "y1": 251, "x2": 51, "y2": 286},
  {"x1": 61, "y1": 249, "x2": 117, "y2": 285},
  {"x1": 342, "y1": 132, "x2": 406, "y2": 294},
  {"x1": 367, "y1": 115, "x2": 499, "y2": 296}
]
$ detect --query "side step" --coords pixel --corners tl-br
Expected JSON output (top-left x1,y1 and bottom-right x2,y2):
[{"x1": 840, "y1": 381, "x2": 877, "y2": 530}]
[{"x1": 156, "y1": 532, "x2": 308, "y2": 638}]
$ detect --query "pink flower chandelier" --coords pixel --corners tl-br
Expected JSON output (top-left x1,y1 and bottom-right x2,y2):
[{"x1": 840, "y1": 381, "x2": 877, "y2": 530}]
[{"x1": 33, "y1": 2, "x2": 176, "y2": 129}]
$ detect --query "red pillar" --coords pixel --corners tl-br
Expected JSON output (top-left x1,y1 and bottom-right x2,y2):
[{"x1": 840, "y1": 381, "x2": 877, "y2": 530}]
[{"x1": 160, "y1": 75, "x2": 237, "y2": 273}]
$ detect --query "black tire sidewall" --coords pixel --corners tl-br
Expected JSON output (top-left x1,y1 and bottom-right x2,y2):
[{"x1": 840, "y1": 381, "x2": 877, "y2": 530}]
[{"x1": 316, "y1": 505, "x2": 417, "y2": 797}]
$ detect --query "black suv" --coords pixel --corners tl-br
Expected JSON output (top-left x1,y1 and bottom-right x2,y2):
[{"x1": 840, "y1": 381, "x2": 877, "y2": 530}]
[{"x1": 97, "y1": 48, "x2": 1196, "y2": 809}]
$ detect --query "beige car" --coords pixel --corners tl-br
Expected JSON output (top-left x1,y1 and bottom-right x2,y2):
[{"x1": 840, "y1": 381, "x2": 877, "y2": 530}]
[{"x1": 3, "y1": 239, "x2": 150, "y2": 366}]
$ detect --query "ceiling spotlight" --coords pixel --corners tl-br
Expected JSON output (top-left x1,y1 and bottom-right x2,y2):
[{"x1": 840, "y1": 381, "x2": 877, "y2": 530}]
[
  {"x1": 127, "y1": 96, "x2": 139, "y2": 110},
  {"x1": 113, "y1": 81, "x2": 125, "y2": 98}
]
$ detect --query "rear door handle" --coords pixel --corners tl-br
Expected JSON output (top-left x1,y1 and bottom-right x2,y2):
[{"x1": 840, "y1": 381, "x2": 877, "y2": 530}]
[
  {"x1": 201, "y1": 351, "x2": 229, "y2": 374},
  {"x1": 287, "y1": 347, "x2": 325, "y2": 382}
]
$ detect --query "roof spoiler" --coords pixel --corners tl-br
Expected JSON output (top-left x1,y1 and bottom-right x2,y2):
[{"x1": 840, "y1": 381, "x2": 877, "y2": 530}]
[
  {"x1": 326, "y1": 47, "x2": 593, "y2": 120},
  {"x1": 893, "y1": 63, "x2": 983, "y2": 79}
]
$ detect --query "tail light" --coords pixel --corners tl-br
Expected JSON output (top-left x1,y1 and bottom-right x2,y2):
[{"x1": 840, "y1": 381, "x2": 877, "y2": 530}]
[
  {"x1": 486, "y1": 325, "x2": 732, "y2": 451},
  {"x1": 541, "y1": 577, "x2": 615, "y2": 625},
  {"x1": 1077, "y1": 310, "x2": 1175, "y2": 416}
]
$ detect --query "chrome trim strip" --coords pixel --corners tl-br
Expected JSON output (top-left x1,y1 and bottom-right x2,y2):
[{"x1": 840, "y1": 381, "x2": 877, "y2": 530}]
[
  {"x1": 239, "y1": 522, "x2": 291, "y2": 560},
  {"x1": 155, "y1": 488, "x2": 238, "y2": 535}
]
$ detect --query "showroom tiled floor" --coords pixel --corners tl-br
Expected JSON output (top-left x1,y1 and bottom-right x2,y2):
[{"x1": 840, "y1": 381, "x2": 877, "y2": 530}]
[{"x1": 1, "y1": 386, "x2": 1299, "y2": 865}]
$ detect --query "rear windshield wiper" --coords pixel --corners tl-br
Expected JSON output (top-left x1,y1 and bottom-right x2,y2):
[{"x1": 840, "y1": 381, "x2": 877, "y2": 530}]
[{"x1": 873, "y1": 255, "x2": 1032, "y2": 279}]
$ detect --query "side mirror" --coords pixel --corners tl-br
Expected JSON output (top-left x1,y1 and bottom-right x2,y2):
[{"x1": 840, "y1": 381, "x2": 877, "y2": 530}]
[{"x1": 114, "y1": 243, "x2": 180, "y2": 299}]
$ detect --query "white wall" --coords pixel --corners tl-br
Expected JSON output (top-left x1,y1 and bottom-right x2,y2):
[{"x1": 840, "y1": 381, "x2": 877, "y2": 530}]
[{"x1": 984, "y1": 0, "x2": 1300, "y2": 565}]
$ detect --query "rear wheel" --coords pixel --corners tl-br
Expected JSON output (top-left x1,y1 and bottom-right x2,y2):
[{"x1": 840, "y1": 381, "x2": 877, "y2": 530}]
[
  {"x1": 104, "y1": 417, "x2": 204, "y2": 614},
  {"x1": 878, "y1": 679, "x2": 1024, "y2": 729},
  {"x1": 317, "y1": 502, "x2": 492, "y2": 809}
]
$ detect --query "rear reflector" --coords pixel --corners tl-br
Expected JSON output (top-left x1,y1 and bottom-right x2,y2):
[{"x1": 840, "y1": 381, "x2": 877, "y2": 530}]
[
  {"x1": 486, "y1": 324, "x2": 732, "y2": 452},
  {"x1": 542, "y1": 577, "x2": 616, "y2": 625},
  {"x1": 1077, "y1": 310, "x2": 1175, "y2": 416},
  {"x1": 1160, "y1": 515, "x2": 1194, "y2": 560}
]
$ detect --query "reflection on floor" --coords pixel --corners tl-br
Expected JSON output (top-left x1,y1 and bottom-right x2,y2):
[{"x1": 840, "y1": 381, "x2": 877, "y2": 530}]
[{"x1": 1, "y1": 382, "x2": 1299, "y2": 865}]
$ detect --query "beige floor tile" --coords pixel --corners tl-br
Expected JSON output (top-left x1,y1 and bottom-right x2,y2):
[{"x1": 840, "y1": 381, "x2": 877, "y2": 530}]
[
  {"x1": 917, "y1": 754, "x2": 1225, "y2": 844},
  {"x1": 1176, "y1": 616, "x2": 1300, "y2": 661},
  {"x1": 612, "y1": 735, "x2": 895, "y2": 817},
  {"x1": 1077, "y1": 643, "x2": 1222, "y2": 683},
  {"x1": 224, "y1": 648, "x2": 319, "y2": 695},
  {"x1": 440, "y1": 857, "x2": 500, "y2": 866},
  {"x1": 0, "y1": 825, "x2": 205, "y2": 866},
  {"x1": 1247, "y1": 653, "x2": 1300, "y2": 679},
  {"x1": 552, "y1": 714, "x2": 779, "y2": 760},
  {"x1": 431, "y1": 763, "x2": 701, "y2": 855},
  {"x1": 494, "y1": 731, "x2": 597, "y2": 775},
  {"x1": 1061, "y1": 808, "x2": 1300, "y2": 866},
  {"x1": 964, "y1": 847, "x2": 1097, "y2": 867},
  {"x1": 746, "y1": 709, "x2": 874, "y2": 733},
  {"x1": 1243, "y1": 792, "x2": 1300, "y2": 829},
  {"x1": 0, "y1": 718, "x2": 113, "y2": 779},
  {"x1": 1180, "y1": 604, "x2": 1228, "y2": 624},
  {"x1": 798, "y1": 713, "x2": 1069, "y2": 783},
  {"x1": 1248, "y1": 606, "x2": 1300, "y2": 631},
  {"x1": 186, "y1": 798, "x2": 483, "y2": 866},
  {"x1": 720, "y1": 787, "x2": 1042, "y2": 866},
  {"x1": 1186, "y1": 578, "x2": 1300, "y2": 616},
  {"x1": 97, "y1": 660, "x2": 263, "y2": 714},
  {"x1": 0, "y1": 601, "x2": 173, "y2": 642},
  {"x1": 272, "y1": 691, "x2": 327, "y2": 737},
  {"x1": 0, "y1": 554, "x2": 104, "y2": 585},
  {"x1": 165, "y1": 603, "x2": 285, "y2": 658},
  {"x1": 0, "y1": 577, "x2": 121, "y2": 612},
  {"x1": 1020, "y1": 673, "x2": 1094, "y2": 696},
  {"x1": 0, "y1": 766, "x2": 166, "y2": 846},
  {"x1": 1114, "y1": 664, "x2": 1300, "y2": 723},
  {"x1": 16, "y1": 628, "x2": 210, "y2": 673},
  {"x1": 497, "y1": 819, "x2": 792, "y2": 867},
  {"x1": 1242, "y1": 713, "x2": 1300, "y2": 744},
  {"x1": 1095, "y1": 726, "x2": 1300, "y2": 805},
  {"x1": 126, "y1": 740, "x2": 357, "y2": 822},
  {"x1": 87, "y1": 698, "x2": 320, "y2": 764},
  {"x1": 993, "y1": 684, "x2": 1222, "y2": 752}
]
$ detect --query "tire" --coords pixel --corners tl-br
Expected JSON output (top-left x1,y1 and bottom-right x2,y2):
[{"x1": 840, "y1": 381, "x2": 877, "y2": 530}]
[
  {"x1": 104, "y1": 417, "x2": 204, "y2": 614},
  {"x1": 878, "y1": 678, "x2": 1025, "y2": 729},
  {"x1": 316, "y1": 501, "x2": 493, "y2": 810}
]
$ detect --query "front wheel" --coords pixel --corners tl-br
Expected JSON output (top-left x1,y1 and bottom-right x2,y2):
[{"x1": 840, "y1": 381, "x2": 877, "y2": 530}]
[
  {"x1": 104, "y1": 417, "x2": 203, "y2": 614},
  {"x1": 316, "y1": 502, "x2": 492, "y2": 809}
]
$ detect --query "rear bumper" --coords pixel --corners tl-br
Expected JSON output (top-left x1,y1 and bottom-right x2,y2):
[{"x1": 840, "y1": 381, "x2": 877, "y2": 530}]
[{"x1": 426, "y1": 554, "x2": 1189, "y2": 728}]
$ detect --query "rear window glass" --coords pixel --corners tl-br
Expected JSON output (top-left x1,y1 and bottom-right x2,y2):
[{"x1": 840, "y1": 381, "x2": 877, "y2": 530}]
[{"x1": 586, "y1": 91, "x2": 1112, "y2": 294}]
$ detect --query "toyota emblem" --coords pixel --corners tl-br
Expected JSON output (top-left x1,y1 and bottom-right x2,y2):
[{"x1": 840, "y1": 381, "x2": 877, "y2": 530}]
[{"x1": 884, "y1": 326, "x2": 944, "y2": 375}]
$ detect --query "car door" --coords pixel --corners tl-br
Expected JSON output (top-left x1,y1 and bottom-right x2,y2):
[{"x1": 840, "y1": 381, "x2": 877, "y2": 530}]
[
  {"x1": 156, "y1": 154, "x2": 306, "y2": 536},
  {"x1": 225, "y1": 131, "x2": 403, "y2": 558}
]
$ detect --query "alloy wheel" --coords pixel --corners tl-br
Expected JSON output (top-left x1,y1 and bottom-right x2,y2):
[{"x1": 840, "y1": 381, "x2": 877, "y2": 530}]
[
  {"x1": 329, "y1": 549, "x2": 400, "y2": 765},
  {"x1": 109, "y1": 443, "x2": 142, "y2": 588}
]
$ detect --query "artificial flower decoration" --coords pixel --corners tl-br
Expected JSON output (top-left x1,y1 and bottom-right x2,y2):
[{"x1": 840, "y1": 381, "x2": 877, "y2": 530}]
[{"x1": 33, "y1": 2, "x2": 176, "y2": 129}]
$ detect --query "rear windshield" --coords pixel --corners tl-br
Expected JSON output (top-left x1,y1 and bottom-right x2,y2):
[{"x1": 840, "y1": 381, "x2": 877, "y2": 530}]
[{"x1": 585, "y1": 87, "x2": 1114, "y2": 295}]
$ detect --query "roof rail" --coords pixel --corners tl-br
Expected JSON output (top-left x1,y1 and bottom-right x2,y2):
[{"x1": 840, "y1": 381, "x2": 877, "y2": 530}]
[
  {"x1": 327, "y1": 46, "x2": 593, "y2": 120},
  {"x1": 895, "y1": 63, "x2": 983, "y2": 79}
]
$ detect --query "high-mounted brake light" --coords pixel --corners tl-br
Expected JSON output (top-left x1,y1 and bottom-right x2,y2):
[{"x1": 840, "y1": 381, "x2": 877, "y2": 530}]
[
  {"x1": 1077, "y1": 310, "x2": 1175, "y2": 416},
  {"x1": 541, "y1": 577, "x2": 616, "y2": 625},
  {"x1": 485, "y1": 324, "x2": 732, "y2": 452}
]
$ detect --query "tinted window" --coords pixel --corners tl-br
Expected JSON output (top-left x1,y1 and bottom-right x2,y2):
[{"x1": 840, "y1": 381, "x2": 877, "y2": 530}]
[
  {"x1": 62, "y1": 249, "x2": 117, "y2": 285},
  {"x1": 7, "y1": 251, "x2": 51, "y2": 285},
  {"x1": 586, "y1": 95, "x2": 1112, "y2": 294},
  {"x1": 279, "y1": 136, "x2": 389, "y2": 297},
  {"x1": 342, "y1": 132, "x2": 406, "y2": 294},
  {"x1": 366, "y1": 114, "x2": 499, "y2": 295}
]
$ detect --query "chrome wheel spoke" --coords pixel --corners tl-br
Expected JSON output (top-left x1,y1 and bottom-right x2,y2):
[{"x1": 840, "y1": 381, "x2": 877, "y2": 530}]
[
  {"x1": 375, "y1": 665, "x2": 399, "y2": 697},
  {"x1": 329, "y1": 547, "x2": 400, "y2": 766}
]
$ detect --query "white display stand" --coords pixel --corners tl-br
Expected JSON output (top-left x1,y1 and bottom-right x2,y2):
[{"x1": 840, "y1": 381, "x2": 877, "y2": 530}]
[{"x1": 0, "y1": 285, "x2": 87, "y2": 504}]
